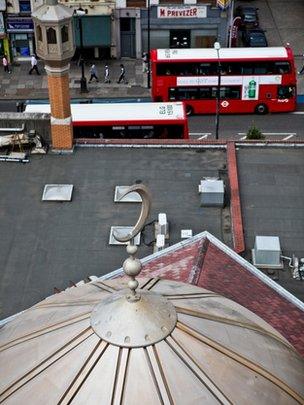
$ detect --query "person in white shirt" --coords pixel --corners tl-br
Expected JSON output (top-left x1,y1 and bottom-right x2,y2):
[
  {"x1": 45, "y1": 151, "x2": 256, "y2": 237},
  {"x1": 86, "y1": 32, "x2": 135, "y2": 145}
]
[
  {"x1": 29, "y1": 55, "x2": 40, "y2": 75},
  {"x1": 88, "y1": 64, "x2": 99, "y2": 82},
  {"x1": 104, "y1": 65, "x2": 110, "y2": 83}
]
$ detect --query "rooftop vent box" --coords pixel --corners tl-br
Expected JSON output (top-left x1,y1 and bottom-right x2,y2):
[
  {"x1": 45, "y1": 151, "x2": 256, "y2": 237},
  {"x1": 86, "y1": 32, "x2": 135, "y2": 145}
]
[
  {"x1": 158, "y1": 213, "x2": 168, "y2": 236},
  {"x1": 199, "y1": 179, "x2": 224, "y2": 207},
  {"x1": 109, "y1": 226, "x2": 141, "y2": 246},
  {"x1": 114, "y1": 186, "x2": 142, "y2": 203},
  {"x1": 42, "y1": 184, "x2": 73, "y2": 201},
  {"x1": 252, "y1": 236, "x2": 283, "y2": 268}
]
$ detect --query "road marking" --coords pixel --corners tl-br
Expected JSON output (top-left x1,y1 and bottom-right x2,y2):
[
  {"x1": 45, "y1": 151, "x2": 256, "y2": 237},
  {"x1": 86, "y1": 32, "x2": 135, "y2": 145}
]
[
  {"x1": 238, "y1": 132, "x2": 297, "y2": 136},
  {"x1": 198, "y1": 134, "x2": 209, "y2": 140},
  {"x1": 283, "y1": 134, "x2": 295, "y2": 140},
  {"x1": 292, "y1": 111, "x2": 304, "y2": 114},
  {"x1": 240, "y1": 136, "x2": 247, "y2": 140},
  {"x1": 190, "y1": 132, "x2": 212, "y2": 136}
]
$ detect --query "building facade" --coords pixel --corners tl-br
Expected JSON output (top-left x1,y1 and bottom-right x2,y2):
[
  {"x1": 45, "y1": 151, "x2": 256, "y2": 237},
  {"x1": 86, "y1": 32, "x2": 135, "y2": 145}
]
[
  {"x1": 4, "y1": 0, "x2": 34, "y2": 60},
  {"x1": 114, "y1": 0, "x2": 232, "y2": 59},
  {"x1": 71, "y1": 1, "x2": 115, "y2": 60},
  {"x1": 2, "y1": 0, "x2": 232, "y2": 62},
  {"x1": 3, "y1": 0, "x2": 116, "y2": 62}
]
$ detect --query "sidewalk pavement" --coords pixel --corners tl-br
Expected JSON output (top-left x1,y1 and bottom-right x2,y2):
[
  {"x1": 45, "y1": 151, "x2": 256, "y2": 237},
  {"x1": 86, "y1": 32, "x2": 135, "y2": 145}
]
[
  {"x1": 2, "y1": 53, "x2": 303, "y2": 102},
  {"x1": 0, "y1": 58, "x2": 151, "y2": 100}
]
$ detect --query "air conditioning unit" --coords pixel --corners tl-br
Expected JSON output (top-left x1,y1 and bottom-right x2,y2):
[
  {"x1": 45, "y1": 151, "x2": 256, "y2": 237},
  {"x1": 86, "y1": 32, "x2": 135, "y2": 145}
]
[
  {"x1": 156, "y1": 234, "x2": 165, "y2": 249},
  {"x1": 158, "y1": 213, "x2": 168, "y2": 236},
  {"x1": 199, "y1": 179, "x2": 224, "y2": 207},
  {"x1": 252, "y1": 236, "x2": 283, "y2": 269}
]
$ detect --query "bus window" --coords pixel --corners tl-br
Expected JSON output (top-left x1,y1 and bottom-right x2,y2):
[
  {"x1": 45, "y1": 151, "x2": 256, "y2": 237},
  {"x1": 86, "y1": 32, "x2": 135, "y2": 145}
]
[
  {"x1": 241, "y1": 63, "x2": 254, "y2": 74},
  {"x1": 198, "y1": 63, "x2": 217, "y2": 75},
  {"x1": 223, "y1": 87, "x2": 241, "y2": 99},
  {"x1": 211, "y1": 86, "x2": 241, "y2": 99},
  {"x1": 199, "y1": 87, "x2": 212, "y2": 99},
  {"x1": 184, "y1": 88, "x2": 199, "y2": 100},
  {"x1": 254, "y1": 62, "x2": 268, "y2": 74},
  {"x1": 169, "y1": 88, "x2": 177, "y2": 101},
  {"x1": 156, "y1": 125, "x2": 183, "y2": 139},
  {"x1": 169, "y1": 87, "x2": 199, "y2": 101},
  {"x1": 278, "y1": 86, "x2": 294, "y2": 99},
  {"x1": 157, "y1": 63, "x2": 171, "y2": 75},
  {"x1": 220, "y1": 63, "x2": 233, "y2": 75},
  {"x1": 274, "y1": 62, "x2": 290, "y2": 74},
  {"x1": 229, "y1": 63, "x2": 242, "y2": 75}
]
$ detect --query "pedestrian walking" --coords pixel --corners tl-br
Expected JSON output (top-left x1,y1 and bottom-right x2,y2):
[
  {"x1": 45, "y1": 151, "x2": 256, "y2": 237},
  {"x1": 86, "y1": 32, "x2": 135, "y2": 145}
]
[
  {"x1": 142, "y1": 52, "x2": 148, "y2": 73},
  {"x1": 2, "y1": 55, "x2": 11, "y2": 73},
  {"x1": 104, "y1": 65, "x2": 110, "y2": 83},
  {"x1": 117, "y1": 64, "x2": 127, "y2": 84},
  {"x1": 298, "y1": 55, "x2": 304, "y2": 75},
  {"x1": 29, "y1": 55, "x2": 40, "y2": 75},
  {"x1": 88, "y1": 63, "x2": 99, "y2": 82}
]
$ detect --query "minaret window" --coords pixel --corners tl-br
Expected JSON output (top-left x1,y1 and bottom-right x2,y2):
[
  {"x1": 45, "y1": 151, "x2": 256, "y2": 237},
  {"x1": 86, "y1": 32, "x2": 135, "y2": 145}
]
[
  {"x1": 47, "y1": 27, "x2": 57, "y2": 44},
  {"x1": 37, "y1": 25, "x2": 42, "y2": 42},
  {"x1": 61, "y1": 25, "x2": 69, "y2": 43}
]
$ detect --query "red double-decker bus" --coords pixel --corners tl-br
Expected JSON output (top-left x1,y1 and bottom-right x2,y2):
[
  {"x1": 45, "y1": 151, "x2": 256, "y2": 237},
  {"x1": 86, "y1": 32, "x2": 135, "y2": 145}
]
[
  {"x1": 151, "y1": 47, "x2": 296, "y2": 115},
  {"x1": 25, "y1": 102, "x2": 189, "y2": 139}
]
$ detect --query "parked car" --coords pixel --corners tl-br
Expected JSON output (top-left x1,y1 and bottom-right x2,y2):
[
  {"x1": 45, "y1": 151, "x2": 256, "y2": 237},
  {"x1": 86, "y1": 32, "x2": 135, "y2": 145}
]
[
  {"x1": 236, "y1": 6, "x2": 259, "y2": 29},
  {"x1": 243, "y1": 29, "x2": 268, "y2": 47}
]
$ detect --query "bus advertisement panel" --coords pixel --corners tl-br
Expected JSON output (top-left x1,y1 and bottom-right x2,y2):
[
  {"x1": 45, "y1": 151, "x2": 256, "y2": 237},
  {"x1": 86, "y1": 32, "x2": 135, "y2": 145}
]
[{"x1": 151, "y1": 47, "x2": 296, "y2": 115}]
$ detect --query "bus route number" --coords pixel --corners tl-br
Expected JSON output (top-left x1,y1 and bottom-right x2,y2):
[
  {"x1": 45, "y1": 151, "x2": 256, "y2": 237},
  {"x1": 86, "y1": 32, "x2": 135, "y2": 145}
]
[{"x1": 159, "y1": 105, "x2": 173, "y2": 115}]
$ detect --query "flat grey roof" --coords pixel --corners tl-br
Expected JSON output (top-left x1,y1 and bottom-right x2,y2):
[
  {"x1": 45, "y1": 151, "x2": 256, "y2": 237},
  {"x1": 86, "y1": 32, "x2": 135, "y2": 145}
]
[
  {"x1": 0, "y1": 147, "x2": 227, "y2": 318},
  {"x1": 237, "y1": 148, "x2": 304, "y2": 301},
  {"x1": 2, "y1": 146, "x2": 303, "y2": 319}
]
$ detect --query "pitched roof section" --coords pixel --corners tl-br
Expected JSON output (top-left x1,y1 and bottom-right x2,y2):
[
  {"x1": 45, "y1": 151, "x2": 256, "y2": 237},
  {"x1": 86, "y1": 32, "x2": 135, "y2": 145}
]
[
  {"x1": 102, "y1": 232, "x2": 304, "y2": 356},
  {"x1": 196, "y1": 240, "x2": 304, "y2": 357}
]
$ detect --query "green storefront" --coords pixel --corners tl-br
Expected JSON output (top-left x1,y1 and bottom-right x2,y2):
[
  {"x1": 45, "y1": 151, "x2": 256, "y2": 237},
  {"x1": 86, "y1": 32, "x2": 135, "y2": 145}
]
[{"x1": 73, "y1": 15, "x2": 111, "y2": 59}]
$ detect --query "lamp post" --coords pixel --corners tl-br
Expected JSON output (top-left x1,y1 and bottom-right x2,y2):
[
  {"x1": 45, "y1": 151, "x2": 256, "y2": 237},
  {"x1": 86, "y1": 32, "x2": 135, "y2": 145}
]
[
  {"x1": 228, "y1": 0, "x2": 234, "y2": 47},
  {"x1": 75, "y1": 8, "x2": 88, "y2": 93},
  {"x1": 214, "y1": 41, "x2": 221, "y2": 140},
  {"x1": 147, "y1": 0, "x2": 151, "y2": 89}
]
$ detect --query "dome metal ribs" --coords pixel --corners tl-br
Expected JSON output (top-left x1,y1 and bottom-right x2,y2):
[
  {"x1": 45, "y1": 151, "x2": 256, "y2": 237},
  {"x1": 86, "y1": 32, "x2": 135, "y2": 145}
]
[
  {"x1": 0, "y1": 279, "x2": 303, "y2": 404},
  {"x1": 174, "y1": 305, "x2": 294, "y2": 349},
  {"x1": 175, "y1": 321, "x2": 303, "y2": 403}
]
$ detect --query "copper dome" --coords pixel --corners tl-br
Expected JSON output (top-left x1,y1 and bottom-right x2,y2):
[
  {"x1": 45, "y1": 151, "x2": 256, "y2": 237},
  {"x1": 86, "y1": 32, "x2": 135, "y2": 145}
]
[{"x1": 0, "y1": 277, "x2": 303, "y2": 404}]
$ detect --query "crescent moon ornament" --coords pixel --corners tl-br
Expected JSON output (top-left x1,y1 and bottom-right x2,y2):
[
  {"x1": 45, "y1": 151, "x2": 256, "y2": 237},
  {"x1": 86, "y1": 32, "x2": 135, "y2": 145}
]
[
  {"x1": 113, "y1": 184, "x2": 151, "y2": 243},
  {"x1": 113, "y1": 184, "x2": 151, "y2": 300}
]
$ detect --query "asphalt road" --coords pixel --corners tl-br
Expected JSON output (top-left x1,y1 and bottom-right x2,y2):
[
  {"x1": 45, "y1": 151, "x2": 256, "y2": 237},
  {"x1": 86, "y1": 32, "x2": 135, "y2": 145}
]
[
  {"x1": 1, "y1": 100, "x2": 303, "y2": 141},
  {"x1": 188, "y1": 112, "x2": 304, "y2": 141}
]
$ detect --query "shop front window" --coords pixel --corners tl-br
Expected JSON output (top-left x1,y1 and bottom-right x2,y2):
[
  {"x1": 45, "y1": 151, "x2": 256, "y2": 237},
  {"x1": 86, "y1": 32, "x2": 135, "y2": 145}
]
[{"x1": 12, "y1": 34, "x2": 30, "y2": 57}]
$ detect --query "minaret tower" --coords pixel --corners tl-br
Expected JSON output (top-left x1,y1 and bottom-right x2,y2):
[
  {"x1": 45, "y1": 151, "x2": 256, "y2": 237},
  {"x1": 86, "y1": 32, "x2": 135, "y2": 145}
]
[{"x1": 32, "y1": 0, "x2": 75, "y2": 150}]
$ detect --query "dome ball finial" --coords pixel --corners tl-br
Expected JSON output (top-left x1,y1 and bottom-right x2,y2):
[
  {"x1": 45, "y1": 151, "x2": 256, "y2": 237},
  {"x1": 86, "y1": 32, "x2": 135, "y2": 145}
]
[{"x1": 123, "y1": 256, "x2": 142, "y2": 277}]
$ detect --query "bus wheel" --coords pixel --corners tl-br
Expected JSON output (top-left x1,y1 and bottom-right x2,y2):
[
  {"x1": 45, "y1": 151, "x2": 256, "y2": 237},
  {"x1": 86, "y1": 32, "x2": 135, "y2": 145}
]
[
  {"x1": 255, "y1": 104, "x2": 268, "y2": 115},
  {"x1": 185, "y1": 105, "x2": 193, "y2": 116}
]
